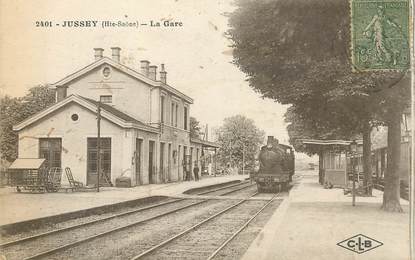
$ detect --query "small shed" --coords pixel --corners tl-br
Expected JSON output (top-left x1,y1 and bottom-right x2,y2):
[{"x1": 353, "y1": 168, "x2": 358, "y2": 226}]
[{"x1": 300, "y1": 139, "x2": 363, "y2": 188}]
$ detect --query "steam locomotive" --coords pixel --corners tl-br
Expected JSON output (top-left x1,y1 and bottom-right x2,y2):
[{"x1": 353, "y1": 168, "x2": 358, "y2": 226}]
[{"x1": 253, "y1": 136, "x2": 295, "y2": 193}]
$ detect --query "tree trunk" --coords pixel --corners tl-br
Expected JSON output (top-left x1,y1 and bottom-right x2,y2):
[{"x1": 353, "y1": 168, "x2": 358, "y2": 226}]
[
  {"x1": 318, "y1": 149, "x2": 324, "y2": 185},
  {"x1": 381, "y1": 113, "x2": 403, "y2": 212},
  {"x1": 363, "y1": 121, "x2": 373, "y2": 195}
]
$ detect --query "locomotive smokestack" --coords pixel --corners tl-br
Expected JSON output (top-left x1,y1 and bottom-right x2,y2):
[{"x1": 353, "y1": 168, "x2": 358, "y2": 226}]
[{"x1": 267, "y1": 136, "x2": 274, "y2": 145}]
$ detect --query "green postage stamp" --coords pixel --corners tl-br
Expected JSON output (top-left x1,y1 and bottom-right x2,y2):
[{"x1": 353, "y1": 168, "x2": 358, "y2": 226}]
[{"x1": 351, "y1": 0, "x2": 410, "y2": 71}]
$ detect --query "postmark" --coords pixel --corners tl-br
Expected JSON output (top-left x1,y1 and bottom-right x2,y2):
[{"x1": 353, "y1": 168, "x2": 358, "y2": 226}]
[{"x1": 351, "y1": 0, "x2": 410, "y2": 71}]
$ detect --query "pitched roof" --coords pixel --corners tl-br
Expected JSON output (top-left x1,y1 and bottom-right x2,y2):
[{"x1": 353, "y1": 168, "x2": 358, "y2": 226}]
[
  {"x1": 9, "y1": 158, "x2": 46, "y2": 170},
  {"x1": 190, "y1": 138, "x2": 220, "y2": 148},
  {"x1": 50, "y1": 57, "x2": 193, "y2": 104},
  {"x1": 79, "y1": 96, "x2": 144, "y2": 125},
  {"x1": 13, "y1": 95, "x2": 159, "y2": 133}
]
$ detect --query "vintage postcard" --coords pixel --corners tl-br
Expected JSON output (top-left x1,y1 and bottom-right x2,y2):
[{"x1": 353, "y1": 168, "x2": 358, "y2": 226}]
[{"x1": 0, "y1": 1, "x2": 413, "y2": 259}]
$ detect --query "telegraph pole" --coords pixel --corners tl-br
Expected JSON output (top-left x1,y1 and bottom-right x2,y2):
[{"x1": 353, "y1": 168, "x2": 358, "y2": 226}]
[
  {"x1": 97, "y1": 100, "x2": 101, "y2": 192},
  {"x1": 350, "y1": 140, "x2": 358, "y2": 206},
  {"x1": 352, "y1": 157, "x2": 356, "y2": 206}
]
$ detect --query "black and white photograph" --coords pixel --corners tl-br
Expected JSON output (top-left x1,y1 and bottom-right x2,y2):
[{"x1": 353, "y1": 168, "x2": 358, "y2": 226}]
[{"x1": 0, "y1": 0, "x2": 413, "y2": 259}]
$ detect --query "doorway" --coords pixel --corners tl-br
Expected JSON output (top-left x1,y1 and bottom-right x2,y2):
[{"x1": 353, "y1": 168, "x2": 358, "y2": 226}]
[
  {"x1": 39, "y1": 138, "x2": 62, "y2": 170},
  {"x1": 178, "y1": 145, "x2": 181, "y2": 180},
  {"x1": 148, "y1": 141, "x2": 155, "y2": 184},
  {"x1": 190, "y1": 147, "x2": 194, "y2": 180},
  {"x1": 160, "y1": 142, "x2": 165, "y2": 183},
  {"x1": 168, "y1": 144, "x2": 172, "y2": 182},
  {"x1": 135, "y1": 139, "x2": 143, "y2": 185},
  {"x1": 87, "y1": 138, "x2": 111, "y2": 186}
]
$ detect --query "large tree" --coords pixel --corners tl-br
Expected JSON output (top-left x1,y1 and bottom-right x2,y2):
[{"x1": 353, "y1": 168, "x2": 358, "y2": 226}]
[
  {"x1": 228, "y1": 0, "x2": 409, "y2": 211},
  {"x1": 190, "y1": 116, "x2": 202, "y2": 139},
  {"x1": 0, "y1": 85, "x2": 55, "y2": 162},
  {"x1": 215, "y1": 115, "x2": 265, "y2": 170}
]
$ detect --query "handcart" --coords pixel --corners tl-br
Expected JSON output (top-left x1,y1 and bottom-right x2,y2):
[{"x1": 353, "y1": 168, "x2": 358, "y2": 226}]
[{"x1": 8, "y1": 158, "x2": 48, "y2": 193}]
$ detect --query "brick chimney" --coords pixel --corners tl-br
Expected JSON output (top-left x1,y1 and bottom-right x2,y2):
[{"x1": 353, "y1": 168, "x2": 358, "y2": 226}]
[
  {"x1": 111, "y1": 47, "x2": 121, "y2": 62},
  {"x1": 160, "y1": 64, "x2": 167, "y2": 83},
  {"x1": 149, "y1": 65, "x2": 157, "y2": 80},
  {"x1": 94, "y1": 48, "x2": 104, "y2": 61},
  {"x1": 140, "y1": 60, "x2": 150, "y2": 76}
]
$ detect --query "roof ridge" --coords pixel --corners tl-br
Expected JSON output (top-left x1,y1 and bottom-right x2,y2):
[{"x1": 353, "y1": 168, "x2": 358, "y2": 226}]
[
  {"x1": 50, "y1": 57, "x2": 193, "y2": 103},
  {"x1": 13, "y1": 94, "x2": 159, "y2": 133},
  {"x1": 77, "y1": 95, "x2": 149, "y2": 126}
]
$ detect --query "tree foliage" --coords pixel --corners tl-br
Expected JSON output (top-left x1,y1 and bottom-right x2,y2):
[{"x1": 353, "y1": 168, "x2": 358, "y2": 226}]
[
  {"x1": 190, "y1": 116, "x2": 201, "y2": 139},
  {"x1": 228, "y1": 0, "x2": 405, "y2": 105},
  {"x1": 284, "y1": 106, "x2": 358, "y2": 155},
  {"x1": 0, "y1": 85, "x2": 55, "y2": 162},
  {"x1": 215, "y1": 115, "x2": 265, "y2": 169}
]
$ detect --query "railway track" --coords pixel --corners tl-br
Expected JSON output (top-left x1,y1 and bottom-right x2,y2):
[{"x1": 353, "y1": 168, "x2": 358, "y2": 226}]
[
  {"x1": 193, "y1": 181, "x2": 256, "y2": 196},
  {"x1": 131, "y1": 192, "x2": 279, "y2": 260},
  {"x1": 0, "y1": 181, "x2": 259, "y2": 260},
  {"x1": 206, "y1": 196, "x2": 277, "y2": 260},
  {"x1": 0, "y1": 198, "x2": 186, "y2": 248}
]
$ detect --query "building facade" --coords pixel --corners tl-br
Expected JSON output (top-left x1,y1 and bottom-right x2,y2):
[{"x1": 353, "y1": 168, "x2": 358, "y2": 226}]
[{"x1": 13, "y1": 47, "x2": 217, "y2": 186}]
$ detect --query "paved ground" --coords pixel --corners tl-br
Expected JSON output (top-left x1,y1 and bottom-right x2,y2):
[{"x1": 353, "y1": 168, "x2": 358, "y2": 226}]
[
  {"x1": 0, "y1": 174, "x2": 246, "y2": 226},
  {"x1": 243, "y1": 170, "x2": 410, "y2": 260}
]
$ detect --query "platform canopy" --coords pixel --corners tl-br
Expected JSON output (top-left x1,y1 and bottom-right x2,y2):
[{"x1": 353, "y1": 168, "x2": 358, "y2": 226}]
[
  {"x1": 299, "y1": 139, "x2": 363, "y2": 154},
  {"x1": 300, "y1": 139, "x2": 363, "y2": 146},
  {"x1": 8, "y1": 158, "x2": 46, "y2": 170},
  {"x1": 190, "y1": 138, "x2": 220, "y2": 149}
]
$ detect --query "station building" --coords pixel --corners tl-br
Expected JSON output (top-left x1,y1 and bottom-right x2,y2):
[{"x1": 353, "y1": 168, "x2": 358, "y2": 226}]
[{"x1": 13, "y1": 47, "x2": 219, "y2": 186}]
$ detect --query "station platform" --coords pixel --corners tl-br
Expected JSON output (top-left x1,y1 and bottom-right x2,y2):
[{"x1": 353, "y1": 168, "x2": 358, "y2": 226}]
[
  {"x1": 243, "y1": 170, "x2": 410, "y2": 260},
  {"x1": 0, "y1": 174, "x2": 246, "y2": 226}
]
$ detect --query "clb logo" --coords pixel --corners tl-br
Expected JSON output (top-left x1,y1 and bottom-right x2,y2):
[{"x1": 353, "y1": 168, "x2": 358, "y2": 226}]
[{"x1": 337, "y1": 234, "x2": 383, "y2": 254}]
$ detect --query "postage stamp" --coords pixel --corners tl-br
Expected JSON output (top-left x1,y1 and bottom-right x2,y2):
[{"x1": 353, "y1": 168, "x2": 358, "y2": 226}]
[{"x1": 351, "y1": 0, "x2": 410, "y2": 71}]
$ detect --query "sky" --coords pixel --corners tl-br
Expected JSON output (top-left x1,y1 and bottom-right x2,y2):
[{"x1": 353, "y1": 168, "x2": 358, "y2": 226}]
[{"x1": 0, "y1": 0, "x2": 312, "y2": 159}]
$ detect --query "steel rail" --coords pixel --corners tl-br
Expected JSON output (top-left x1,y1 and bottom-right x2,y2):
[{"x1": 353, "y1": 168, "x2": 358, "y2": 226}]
[
  {"x1": 218, "y1": 183, "x2": 257, "y2": 196},
  {"x1": 18, "y1": 183, "x2": 254, "y2": 260},
  {"x1": 1, "y1": 182, "x2": 251, "y2": 248},
  {"x1": 130, "y1": 192, "x2": 259, "y2": 260},
  {"x1": 206, "y1": 193, "x2": 280, "y2": 260},
  {"x1": 196, "y1": 181, "x2": 251, "y2": 195},
  {"x1": 0, "y1": 198, "x2": 185, "y2": 248},
  {"x1": 22, "y1": 198, "x2": 211, "y2": 260}
]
